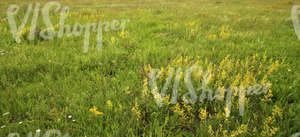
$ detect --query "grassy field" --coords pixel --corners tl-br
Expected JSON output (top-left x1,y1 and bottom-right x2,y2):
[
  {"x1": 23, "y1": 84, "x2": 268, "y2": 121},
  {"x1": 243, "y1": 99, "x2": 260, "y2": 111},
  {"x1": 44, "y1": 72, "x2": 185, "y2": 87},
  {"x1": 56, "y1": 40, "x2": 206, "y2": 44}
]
[{"x1": 0, "y1": 0, "x2": 300, "y2": 136}]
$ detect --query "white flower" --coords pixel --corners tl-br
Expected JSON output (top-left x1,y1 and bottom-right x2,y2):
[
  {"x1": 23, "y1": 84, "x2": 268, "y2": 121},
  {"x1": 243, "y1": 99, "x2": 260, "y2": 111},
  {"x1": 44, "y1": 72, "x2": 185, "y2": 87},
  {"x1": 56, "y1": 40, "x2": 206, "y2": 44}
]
[
  {"x1": 36, "y1": 129, "x2": 41, "y2": 133},
  {"x1": 18, "y1": 122, "x2": 23, "y2": 125},
  {"x1": 288, "y1": 69, "x2": 291, "y2": 72},
  {"x1": 68, "y1": 115, "x2": 72, "y2": 119},
  {"x1": 1, "y1": 125, "x2": 6, "y2": 128},
  {"x1": 2, "y1": 112, "x2": 10, "y2": 116},
  {"x1": 72, "y1": 119, "x2": 76, "y2": 122}
]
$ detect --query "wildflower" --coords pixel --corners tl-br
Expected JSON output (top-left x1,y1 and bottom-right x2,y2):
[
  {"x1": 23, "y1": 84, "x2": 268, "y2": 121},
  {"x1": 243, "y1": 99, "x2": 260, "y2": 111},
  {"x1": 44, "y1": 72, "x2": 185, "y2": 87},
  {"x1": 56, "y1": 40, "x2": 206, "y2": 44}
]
[
  {"x1": 184, "y1": 56, "x2": 189, "y2": 64},
  {"x1": 208, "y1": 34, "x2": 217, "y2": 39},
  {"x1": 220, "y1": 25, "x2": 230, "y2": 38},
  {"x1": 1, "y1": 125, "x2": 6, "y2": 129},
  {"x1": 68, "y1": 115, "x2": 72, "y2": 119},
  {"x1": 263, "y1": 51, "x2": 267, "y2": 62},
  {"x1": 261, "y1": 88, "x2": 273, "y2": 102},
  {"x1": 131, "y1": 99, "x2": 141, "y2": 120},
  {"x1": 142, "y1": 77, "x2": 149, "y2": 98},
  {"x1": 120, "y1": 30, "x2": 126, "y2": 38},
  {"x1": 173, "y1": 23, "x2": 178, "y2": 27},
  {"x1": 173, "y1": 103, "x2": 184, "y2": 117},
  {"x1": 125, "y1": 87, "x2": 131, "y2": 94},
  {"x1": 231, "y1": 124, "x2": 248, "y2": 137},
  {"x1": 36, "y1": 129, "x2": 41, "y2": 133},
  {"x1": 208, "y1": 125, "x2": 214, "y2": 136},
  {"x1": 72, "y1": 120, "x2": 76, "y2": 122},
  {"x1": 18, "y1": 122, "x2": 23, "y2": 125},
  {"x1": 272, "y1": 105, "x2": 282, "y2": 119},
  {"x1": 163, "y1": 94, "x2": 170, "y2": 105},
  {"x1": 198, "y1": 107, "x2": 207, "y2": 121},
  {"x1": 224, "y1": 107, "x2": 231, "y2": 117},
  {"x1": 160, "y1": 67, "x2": 164, "y2": 78},
  {"x1": 268, "y1": 60, "x2": 279, "y2": 74},
  {"x1": 106, "y1": 100, "x2": 113, "y2": 108},
  {"x1": 89, "y1": 106, "x2": 103, "y2": 116}
]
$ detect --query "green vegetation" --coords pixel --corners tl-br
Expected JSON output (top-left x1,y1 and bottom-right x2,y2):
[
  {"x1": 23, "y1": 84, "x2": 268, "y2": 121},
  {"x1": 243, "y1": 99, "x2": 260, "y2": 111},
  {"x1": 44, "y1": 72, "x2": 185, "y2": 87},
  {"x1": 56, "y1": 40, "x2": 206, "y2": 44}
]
[{"x1": 0, "y1": 0, "x2": 299, "y2": 136}]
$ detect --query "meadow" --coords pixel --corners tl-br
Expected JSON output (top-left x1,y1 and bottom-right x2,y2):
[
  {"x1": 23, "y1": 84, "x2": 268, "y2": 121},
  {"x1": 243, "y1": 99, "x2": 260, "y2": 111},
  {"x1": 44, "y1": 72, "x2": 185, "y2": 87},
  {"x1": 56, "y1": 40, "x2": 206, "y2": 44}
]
[{"x1": 0, "y1": 0, "x2": 300, "y2": 136}]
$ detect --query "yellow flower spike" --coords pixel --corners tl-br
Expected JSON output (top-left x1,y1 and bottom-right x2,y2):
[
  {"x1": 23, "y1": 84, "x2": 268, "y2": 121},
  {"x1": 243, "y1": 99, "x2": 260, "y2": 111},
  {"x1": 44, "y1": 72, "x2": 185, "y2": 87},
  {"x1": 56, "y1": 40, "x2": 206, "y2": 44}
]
[
  {"x1": 89, "y1": 106, "x2": 103, "y2": 116},
  {"x1": 173, "y1": 103, "x2": 184, "y2": 117},
  {"x1": 120, "y1": 30, "x2": 126, "y2": 38},
  {"x1": 142, "y1": 77, "x2": 149, "y2": 98},
  {"x1": 263, "y1": 51, "x2": 267, "y2": 62},
  {"x1": 106, "y1": 100, "x2": 113, "y2": 108},
  {"x1": 208, "y1": 34, "x2": 217, "y2": 39},
  {"x1": 131, "y1": 99, "x2": 141, "y2": 120},
  {"x1": 184, "y1": 56, "x2": 189, "y2": 64},
  {"x1": 208, "y1": 125, "x2": 214, "y2": 136},
  {"x1": 160, "y1": 67, "x2": 164, "y2": 78},
  {"x1": 221, "y1": 70, "x2": 227, "y2": 79},
  {"x1": 272, "y1": 105, "x2": 282, "y2": 119},
  {"x1": 198, "y1": 107, "x2": 207, "y2": 121},
  {"x1": 163, "y1": 94, "x2": 171, "y2": 105},
  {"x1": 125, "y1": 87, "x2": 131, "y2": 94}
]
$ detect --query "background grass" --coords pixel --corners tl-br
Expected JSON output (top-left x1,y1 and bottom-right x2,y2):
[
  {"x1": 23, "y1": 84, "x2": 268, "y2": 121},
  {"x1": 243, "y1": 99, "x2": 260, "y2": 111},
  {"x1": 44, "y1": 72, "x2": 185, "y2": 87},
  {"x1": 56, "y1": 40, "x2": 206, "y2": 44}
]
[{"x1": 0, "y1": 0, "x2": 300, "y2": 136}]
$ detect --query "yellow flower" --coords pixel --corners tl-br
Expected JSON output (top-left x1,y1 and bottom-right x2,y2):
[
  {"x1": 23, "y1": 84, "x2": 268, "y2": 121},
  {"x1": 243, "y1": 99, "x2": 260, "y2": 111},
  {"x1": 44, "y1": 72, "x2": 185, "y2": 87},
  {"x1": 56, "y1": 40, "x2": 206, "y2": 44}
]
[
  {"x1": 220, "y1": 25, "x2": 230, "y2": 38},
  {"x1": 163, "y1": 94, "x2": 170, "y2": 105},
  {"x1": 208, "y1": 125, "x2": 214, "y2": 136},
  {"x1": 106, "y1": 100, "x2": 113, "y2": 108},
  {"x1": 231, "y1": 124, "x2": 248, "y2": 137},
  {"x1": 208, "y1": 34, "x2": 217, "y2": 39},
  {"x1": 173, "y1": 103, "x2": 184, "y2": 117},
  {"x1": 120, "y1": 30, "x2": 126, "y2": 38},
  {"x1": 89, "y1": 106, "x2": 103, "y2": 116},
  {"x1": 125, "y1": 87, "x2": 131, "y2": 94},
  {"x1": 131, "y1": 99, "x2": 141, "y2": 120},
  {"x1": 272, "y1": 105, "x2": 282, "y2": 119},
  {"x1": 198, "y1": 107, "x2": 207, "y2": 121}
]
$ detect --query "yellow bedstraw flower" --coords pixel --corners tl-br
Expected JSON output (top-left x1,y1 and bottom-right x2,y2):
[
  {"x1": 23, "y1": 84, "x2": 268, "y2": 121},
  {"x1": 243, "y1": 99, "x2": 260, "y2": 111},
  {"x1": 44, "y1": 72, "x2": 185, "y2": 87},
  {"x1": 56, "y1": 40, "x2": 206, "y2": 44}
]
[
  {"x1": 268, "y1": 60, "x2": 280, "y2": 74},
  {"x1": 163, "y1": 94, "x2": 171, "y2": 105},
  {"x1": 220, "y1": 25, "x2": 230, "y2": 38},
  {"x1": 230, "y1": 124, "x2": 248, "y2": 137},
  {"x1": 160, "y1": 67, "x2": 164, "y2": 78},
  {"x1": 89, "y1": 106, "x2": 103, "y2": 116},
  {"x1": 106, "y1": 100, "x2": 113, "y2": 108},
  {"x1": 208, "y1": 125, "x2": 214, "y2": 136},
  {"x1": 173, "y1": 103, "x2": 184, "y2": 117},
  {"x1": 184, "y1": 56, "x2": 189, "y2": 64},
  {"x1": 198, "y1": 107, "x2": 207, "y2": 121},
  {"x1": 125, "y1": 87, "x2": 131, "y2": 94},
  {"x1": 131, "y1": 99, "x2": 141, "y2": 120},
  {"x1": 208, "y1": 34, "x2": 217, "y2": 39},
  {"x1": 142, "y1": 77, "x2": 149, "y2": 98},
  {"x1": 272, "y1": 105, "x2": 282, "y2": 119},
  {"x1": 120, "y1": 30, "x2": 126, "y2": 38}
]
